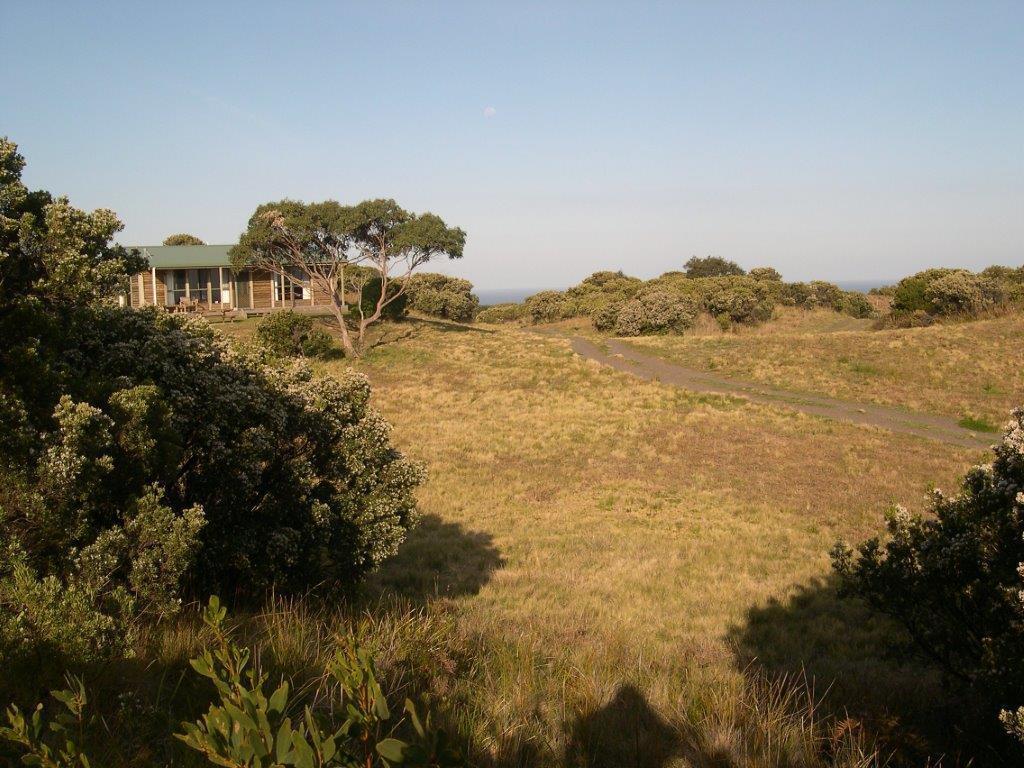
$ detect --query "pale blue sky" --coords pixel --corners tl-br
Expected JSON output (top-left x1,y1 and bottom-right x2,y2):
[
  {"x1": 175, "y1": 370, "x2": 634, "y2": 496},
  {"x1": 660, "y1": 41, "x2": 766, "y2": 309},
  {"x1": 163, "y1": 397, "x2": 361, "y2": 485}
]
[{"x1": 3, "y1": 1, "x2": 1022, "y2": 288}]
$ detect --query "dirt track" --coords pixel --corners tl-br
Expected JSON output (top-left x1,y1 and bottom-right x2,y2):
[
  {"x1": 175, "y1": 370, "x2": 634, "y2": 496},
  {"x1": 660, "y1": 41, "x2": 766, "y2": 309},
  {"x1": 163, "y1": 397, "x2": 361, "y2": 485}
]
[{"x1": 567, "y1": 336, "x2": 993, "y2": 449}]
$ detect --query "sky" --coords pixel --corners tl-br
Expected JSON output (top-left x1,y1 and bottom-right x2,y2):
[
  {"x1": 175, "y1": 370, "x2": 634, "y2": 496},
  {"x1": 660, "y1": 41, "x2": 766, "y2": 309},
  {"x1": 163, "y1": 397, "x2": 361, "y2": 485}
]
[{"x1": 2, "y1": 1, "x2": 1022, "y2": 289}]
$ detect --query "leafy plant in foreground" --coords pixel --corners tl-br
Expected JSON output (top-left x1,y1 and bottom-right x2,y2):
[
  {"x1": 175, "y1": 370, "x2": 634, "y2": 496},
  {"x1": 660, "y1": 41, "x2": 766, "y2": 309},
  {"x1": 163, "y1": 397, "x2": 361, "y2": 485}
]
[
  {"x1": 1, "y1": 598, "x2": 465, "y2": 767},
  {"x1": 0, "y1": 675, "x2": 92, "y2": 767},
  {"x1": 178, "y1": 597, "x2": 463, "y2": 767}
]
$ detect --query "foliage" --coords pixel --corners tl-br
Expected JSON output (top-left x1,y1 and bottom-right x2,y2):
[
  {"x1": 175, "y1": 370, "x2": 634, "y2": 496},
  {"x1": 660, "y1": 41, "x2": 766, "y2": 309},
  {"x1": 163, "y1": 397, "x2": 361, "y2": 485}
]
[
  {"x1": 360, "y1": 277, "x2": 409, "y2": 321},
  {"x1": 523, "y1": 290, "x2": 573, "y2": 324},
  {"x1": 683, "y1": 256, "x2": 745, "y2": 278},
  {"x1": 890, "y1": 268, "x2": 953, "y2": 314},
  {"x1": 0, "y1": 675, "x2": 93, "y2": 768},
  {"x1": 833, "y1": 408, "x2": 1024, "y2": 730},
  {"x1": 177, "y1": 597, "x2": 464, "y2": 767},
  {"x1": 838, "y1": 292, "x2": 875, "y2": 319},
  {"x1": 0, "y1": 140, "x2": 423, "y2": 667},
  {"x1": 0, "y1": 137, "x2": 145, "y2": 312},
  {"x1": 163, "y1": 234, "x2": 205, "y2": 246},
  {"x1": 924, "y1": 270, "x2": 1004, "y2": 316},
  {"x1": 403, "y1": 273, "x2": 478, "y2": 322},
  {"x1": 232, "y1": 199, "x2": 465, "y2": 356},
  {"x1": 1, "y1": 598, "x2": 465, "y2": 768},
  {"x1": 255, "y1": 311, "x2": 336, "y2": 358},
  {"x1": 748, "y1": 266, "x2": 782, "y2": 282},
  {"x1": 697, "y1": 276, "x2": 775, "y2": 324},
  {"x1": 474, "y1": 303, "x2": 526, "y2": 324},
  {"x1": 612, "y1": 289, "x2": 699, "y2": 336},
  {"x1": 1002, "y1": 707, "x2": 1024, "y2": 745}
]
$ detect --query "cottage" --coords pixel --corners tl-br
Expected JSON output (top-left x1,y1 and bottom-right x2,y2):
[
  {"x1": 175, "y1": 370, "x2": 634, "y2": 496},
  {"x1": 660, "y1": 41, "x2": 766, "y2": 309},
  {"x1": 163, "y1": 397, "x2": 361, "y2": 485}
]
[{"x1": 127, "y1": 244, "x2": 330, "y2": 312}]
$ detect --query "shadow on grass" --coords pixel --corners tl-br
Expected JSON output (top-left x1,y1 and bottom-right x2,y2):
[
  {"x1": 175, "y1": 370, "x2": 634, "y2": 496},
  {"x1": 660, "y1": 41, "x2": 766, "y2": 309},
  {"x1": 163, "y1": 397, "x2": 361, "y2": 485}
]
[
  {"x1": 364, "y1": 514, "x2": 504, "y2": 603},
  {"x1": 725, "y1": 575, "x2": 981, "y2": 763},
  {"x1": 562, "y1": 684, "x2": 685, "y2": 768}
]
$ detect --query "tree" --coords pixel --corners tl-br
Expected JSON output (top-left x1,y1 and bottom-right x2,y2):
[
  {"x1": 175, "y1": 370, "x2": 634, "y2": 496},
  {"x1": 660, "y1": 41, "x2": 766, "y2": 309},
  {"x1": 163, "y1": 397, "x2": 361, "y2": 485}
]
[
  {"x1": 231, "y1": 199, "x2": 465, "y2": 356},
  {"x1": 162, "y1": 233, "x2": 205, "y2": 246},
  {"x1": 684, "y1": 256, "x2": 745, "y2": 278}
]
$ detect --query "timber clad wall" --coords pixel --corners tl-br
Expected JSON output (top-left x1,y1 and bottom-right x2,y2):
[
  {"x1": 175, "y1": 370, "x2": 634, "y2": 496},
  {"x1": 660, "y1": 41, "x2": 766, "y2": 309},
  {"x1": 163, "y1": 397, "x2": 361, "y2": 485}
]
[
  {"x1": 127, "y1": 259, "x2": 334, "y2": 314},
  {"x1": 138, "y1": 271, "x2": 167, "y2": 307},
  {"x1": 252, "y1": 271, "x2": 273, "y2": 308}
]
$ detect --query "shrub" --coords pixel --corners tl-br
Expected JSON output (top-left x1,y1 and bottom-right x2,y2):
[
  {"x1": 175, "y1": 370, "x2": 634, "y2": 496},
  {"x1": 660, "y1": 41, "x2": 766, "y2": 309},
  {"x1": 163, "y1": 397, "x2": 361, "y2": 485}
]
[
  {"x1": 523, "y1": 290, "x2": 573, "y2": 324},
  {"x1": 360, "y1": 276, "x2": 408, "y2": 321},
  {"x1": 404, "y1": 273, "x2": 479, "y2": 321},
  {"x1": 924, "y1": 270, "x2": 1004, "y2": 316},
  {"x1": 255, "y1": 310, "x2": 336, "y2": 358},
  {"x1": 613, "y1": 289, "x2": 699, "y2": 336},
  {"x1": 699, "y1": 276, "x2": 775, "y2": 324},
  {"x1": 0, "y1": 139, "x2": 423, "y2": 666},
  {"x1": 684, "y1": 256, "x2": 745, "y2": 278},
  {"x1": 475, "y1": 303, "x2": 526, "y2": 324},
  {"x1": 890, "y1": 268, "x2": 959, "y2": 314},
  {"x1": 839, "y1": 291, "x2": 875, "y2": 319},
  {"x1": 833, "y1": 407, "x2": 1024, "y2": 732},
  {"x1": 591, "y1": 301, "x2": 622, "y2": 332},
  {"x1": 748, "y1": 266, "x2": 782, "y2": 282}
]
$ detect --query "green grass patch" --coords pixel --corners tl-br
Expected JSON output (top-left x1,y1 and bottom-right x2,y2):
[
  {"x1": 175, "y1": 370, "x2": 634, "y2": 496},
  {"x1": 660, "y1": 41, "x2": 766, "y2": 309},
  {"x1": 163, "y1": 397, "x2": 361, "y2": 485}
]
[{"x1": 958, "y1": 414, "x2": 999, "y2": 433}]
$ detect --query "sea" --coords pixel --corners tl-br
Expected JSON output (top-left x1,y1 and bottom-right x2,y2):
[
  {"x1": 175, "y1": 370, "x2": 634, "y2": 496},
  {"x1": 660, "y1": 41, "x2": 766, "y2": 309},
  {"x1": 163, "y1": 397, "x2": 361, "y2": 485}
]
[{"x1": 476, "y1": 280, "x2": 891, "y2": 306}]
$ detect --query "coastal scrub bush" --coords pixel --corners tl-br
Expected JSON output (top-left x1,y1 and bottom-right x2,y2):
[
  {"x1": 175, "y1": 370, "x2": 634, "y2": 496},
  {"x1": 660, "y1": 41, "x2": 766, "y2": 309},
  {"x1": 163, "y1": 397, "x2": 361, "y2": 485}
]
[
  {"x1": 684, "y1": 255, "x2": 745, "y2": 278},
  {"x1": 524, "y1": 290, "x2": 573, "y2": 323},
  {"x1": 833, "y1": 407, "x2": 1024, "y2": 742},
  {"x1": 360, "y1": 276, "x2": 409, "y2": 321},
  {"x1": 404, "y1": 272, "x2": 479, "y2": 321},
  {"x1": 699, "y1": 276, "x2": 775, "y2": 324},
  {"x1": 613, "y1": 289, "x2": 699, "y2": 336},
  {"x1": 749, "y1": 266, "x2": 782, "y2": 282},
  {"x1": 839, "y1": 291, "x2": 875, "y2": 318},
  {"x1": 924, "y1": 270, "x2": 1004, "y2": 316},
  {"x1": 255, "y1": 310, "x2": 336, "y2": 358},
  {"x1": 890, "y1": 268, "x2": 959, "y2": 314},
  {"x1": 0, "y1": 138, "x2": 423, "y2": 667},
  {"x1": 475, "y1": 302, "x2": 526, "y2": 323}
]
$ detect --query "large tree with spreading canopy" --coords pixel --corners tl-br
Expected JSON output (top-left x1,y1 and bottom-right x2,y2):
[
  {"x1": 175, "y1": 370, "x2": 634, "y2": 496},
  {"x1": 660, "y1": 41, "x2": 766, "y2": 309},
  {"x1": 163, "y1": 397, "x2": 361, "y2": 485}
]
[{"x1": 231, "y1": 199, "x2": 466, "y2": 356}]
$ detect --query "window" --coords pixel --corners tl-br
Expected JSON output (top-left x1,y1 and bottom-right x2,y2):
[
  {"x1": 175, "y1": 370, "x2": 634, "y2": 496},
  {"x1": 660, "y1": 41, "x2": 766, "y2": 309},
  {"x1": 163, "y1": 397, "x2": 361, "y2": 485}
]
[
  {"x1": 166, "y1": 269, "x2": 222, "y2": 305},
  {"x1": 167, "y1": 270, "x2": 187, "y2": 305},
  {"x1": 275, "y1": 269, "x2": 307, "y2": 301}
]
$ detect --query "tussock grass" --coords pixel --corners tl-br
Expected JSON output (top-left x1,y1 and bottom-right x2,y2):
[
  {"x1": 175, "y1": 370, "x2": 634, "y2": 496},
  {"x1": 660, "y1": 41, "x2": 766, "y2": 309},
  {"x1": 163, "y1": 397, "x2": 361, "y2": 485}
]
[
  {"x1": 72, "y1": 315, "x2": 986, "y2": 765},
  {"x1": 309, "y1": 318, "x2": 982, "y2": 764}
]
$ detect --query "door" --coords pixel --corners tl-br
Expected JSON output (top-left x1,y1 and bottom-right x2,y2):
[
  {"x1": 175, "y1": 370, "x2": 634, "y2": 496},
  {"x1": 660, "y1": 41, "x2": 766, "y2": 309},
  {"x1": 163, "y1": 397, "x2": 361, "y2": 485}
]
[{"x1": 234, "y1": 270, "x2": 252, "y2": 309}]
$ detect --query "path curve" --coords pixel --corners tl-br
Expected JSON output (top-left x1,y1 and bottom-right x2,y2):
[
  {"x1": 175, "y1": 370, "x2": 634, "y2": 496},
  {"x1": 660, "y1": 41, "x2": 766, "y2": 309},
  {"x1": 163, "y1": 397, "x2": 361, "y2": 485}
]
[{"x1": 566, "y1": 335, "x2": 991, "y2": 449}]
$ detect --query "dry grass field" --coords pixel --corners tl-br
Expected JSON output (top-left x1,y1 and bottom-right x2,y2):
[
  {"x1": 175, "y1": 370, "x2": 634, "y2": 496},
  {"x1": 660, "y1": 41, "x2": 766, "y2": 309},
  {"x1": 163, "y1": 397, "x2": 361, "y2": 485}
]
[
  {"x1": 623, "y1": 308, "x2": 1024, "y2": 428},
  {"x1": 262, "y1": 316, "x2": 995, "y2": 766}
]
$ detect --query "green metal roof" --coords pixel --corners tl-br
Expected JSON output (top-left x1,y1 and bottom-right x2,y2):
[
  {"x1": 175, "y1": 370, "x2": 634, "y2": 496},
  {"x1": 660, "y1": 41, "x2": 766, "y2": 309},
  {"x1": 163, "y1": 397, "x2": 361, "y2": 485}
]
[{"x1": 133, "y1": 245, "x2": 234, "y2": 269}]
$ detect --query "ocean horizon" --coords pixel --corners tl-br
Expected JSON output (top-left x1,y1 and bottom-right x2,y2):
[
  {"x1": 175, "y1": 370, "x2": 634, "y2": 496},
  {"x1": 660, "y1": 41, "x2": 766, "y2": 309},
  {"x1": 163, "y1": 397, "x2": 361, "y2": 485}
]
[{"x1": 475, "y1": 279, "x2": 892, "y2": 306}]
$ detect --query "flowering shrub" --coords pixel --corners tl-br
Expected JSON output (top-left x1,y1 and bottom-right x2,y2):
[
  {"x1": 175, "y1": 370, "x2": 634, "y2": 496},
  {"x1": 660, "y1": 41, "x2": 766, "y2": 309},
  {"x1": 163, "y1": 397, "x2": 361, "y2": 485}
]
[
  {"x1": 404, "y1": 273, "x2": 479, "y2": 321},
  {"x1": 255, "y1": 310, "x2": 336, "y2": 358},
  {"x1": 697, "y1": 276, "x2": 775, "y2": 324},
  {"x1": 0, "y1": 138, "x2": 423, "y2": 667},
  {"x1": 924, "y1": 270, "x2": 1004, "y2": 316},
  {"x1": 833, "y1": 408, "x2": 1024, "y2": 742},
  {"x1": 524, "y1": 290, "x2": 574, "y2": 323},
  {"x1": 612, "y1": 289, "x2": 699, "y2": 336}
]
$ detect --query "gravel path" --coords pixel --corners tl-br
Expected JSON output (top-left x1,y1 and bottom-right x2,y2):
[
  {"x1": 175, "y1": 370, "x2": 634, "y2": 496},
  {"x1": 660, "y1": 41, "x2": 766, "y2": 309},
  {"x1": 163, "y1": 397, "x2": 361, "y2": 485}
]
[{"x1": 568, "y1": 335, "x2": 992, "y2": 449}]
